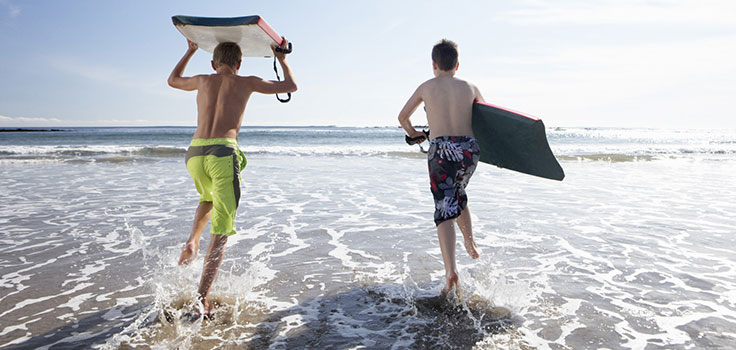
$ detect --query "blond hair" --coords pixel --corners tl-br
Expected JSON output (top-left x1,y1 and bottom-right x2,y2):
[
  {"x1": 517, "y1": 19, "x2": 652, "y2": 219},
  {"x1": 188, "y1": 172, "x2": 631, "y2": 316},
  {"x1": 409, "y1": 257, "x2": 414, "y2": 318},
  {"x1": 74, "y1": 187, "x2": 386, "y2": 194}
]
[{"x1": 213, "y1": 42, "x2": 242, "y2": 68}]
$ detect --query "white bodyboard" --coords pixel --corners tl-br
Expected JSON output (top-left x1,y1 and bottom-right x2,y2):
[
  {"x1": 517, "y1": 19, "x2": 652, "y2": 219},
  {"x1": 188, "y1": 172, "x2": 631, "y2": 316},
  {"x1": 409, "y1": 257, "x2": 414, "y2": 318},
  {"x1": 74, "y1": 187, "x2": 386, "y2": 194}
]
[{"x1": 172, "y1": 15, "x2": 283, "y2": 58}]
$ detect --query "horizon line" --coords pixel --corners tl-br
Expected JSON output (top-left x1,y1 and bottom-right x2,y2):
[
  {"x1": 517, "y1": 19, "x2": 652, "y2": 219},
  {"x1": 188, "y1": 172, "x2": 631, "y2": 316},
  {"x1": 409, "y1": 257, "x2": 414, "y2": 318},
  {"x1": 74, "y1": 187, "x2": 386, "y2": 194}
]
[{"x1": 2, "y1": 125, "x2": 734, "y2": 131}]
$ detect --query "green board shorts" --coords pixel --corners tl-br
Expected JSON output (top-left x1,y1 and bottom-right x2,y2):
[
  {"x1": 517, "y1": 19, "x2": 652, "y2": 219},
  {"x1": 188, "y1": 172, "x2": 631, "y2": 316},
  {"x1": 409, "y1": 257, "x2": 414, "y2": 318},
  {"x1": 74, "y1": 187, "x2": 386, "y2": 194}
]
[{"x1": 185, "y1": 138, "x2": 247, "y2": 236}]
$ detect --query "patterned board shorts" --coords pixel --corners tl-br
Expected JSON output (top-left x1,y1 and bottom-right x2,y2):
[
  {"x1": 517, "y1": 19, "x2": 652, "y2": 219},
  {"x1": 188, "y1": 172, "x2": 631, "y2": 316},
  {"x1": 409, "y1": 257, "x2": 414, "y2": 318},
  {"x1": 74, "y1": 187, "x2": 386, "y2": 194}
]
[{"x1": 428, "y1": 136, "x2": 480, "y2": 226}]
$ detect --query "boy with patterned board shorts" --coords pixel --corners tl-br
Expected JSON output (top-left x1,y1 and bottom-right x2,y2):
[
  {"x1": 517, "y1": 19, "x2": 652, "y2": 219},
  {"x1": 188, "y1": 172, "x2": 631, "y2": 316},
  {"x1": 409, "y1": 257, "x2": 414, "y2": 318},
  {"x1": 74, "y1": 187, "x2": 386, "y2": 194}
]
[
  {"x1": 168, "y1": 38, "x2": 296, "y2": 315},
  {"x1": 398, "y1": 39, "x2": 484, "y2": 294}
]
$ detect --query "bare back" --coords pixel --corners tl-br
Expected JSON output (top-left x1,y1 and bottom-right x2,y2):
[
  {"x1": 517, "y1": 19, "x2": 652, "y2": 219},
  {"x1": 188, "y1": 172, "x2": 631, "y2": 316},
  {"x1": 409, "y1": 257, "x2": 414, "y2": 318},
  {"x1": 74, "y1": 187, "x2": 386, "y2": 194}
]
[
  {"x1": 169, "y1": 39, "x2": 296, "y2": 140},
  {"x1": 193, "y1": 74, "x2": 255, "y2": 139},
  {"x1": 420, "y1": 76, "x2": 479, "y2": 138}
]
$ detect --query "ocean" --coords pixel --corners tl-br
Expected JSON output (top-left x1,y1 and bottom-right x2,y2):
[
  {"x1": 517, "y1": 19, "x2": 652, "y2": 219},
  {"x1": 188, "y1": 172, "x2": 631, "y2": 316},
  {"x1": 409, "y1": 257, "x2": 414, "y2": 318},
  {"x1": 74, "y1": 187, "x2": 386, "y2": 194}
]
[{"x1": 1, "y1": 126, "x2": 735, "y2": 349}]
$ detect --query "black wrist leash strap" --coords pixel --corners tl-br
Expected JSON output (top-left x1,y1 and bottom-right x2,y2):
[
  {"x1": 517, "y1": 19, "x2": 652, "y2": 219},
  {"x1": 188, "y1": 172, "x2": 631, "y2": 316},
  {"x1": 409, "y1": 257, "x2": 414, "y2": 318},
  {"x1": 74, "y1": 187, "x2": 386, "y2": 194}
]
[
  {"x1": 273, "y1": 57, "x2": 291, "y2": 103},
  {"x1": 273, "y1": 42, "x2": 293, "y2": 103}
]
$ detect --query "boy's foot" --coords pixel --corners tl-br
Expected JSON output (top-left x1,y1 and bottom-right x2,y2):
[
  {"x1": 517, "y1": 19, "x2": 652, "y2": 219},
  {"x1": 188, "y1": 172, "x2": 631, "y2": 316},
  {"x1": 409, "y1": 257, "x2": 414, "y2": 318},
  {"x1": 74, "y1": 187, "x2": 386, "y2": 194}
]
[
  {"x1": 463, "y1": 236, "x2": 481, "y2": 259},
  {"x1": 181, "y1": 299, "x2": 217, "y2": 322},
  {"x1": 442, "y1": 272, "x2": 459, "y2": 295},
  {"x1": 203, "y1": 299, "x2": 216, "y2": 314},
  {"x1": 200, "y1": 299, "x2": 217, "y2": 320},
  {"x1": 178, "y1": 241, "x2": 199, "y2": 265}
]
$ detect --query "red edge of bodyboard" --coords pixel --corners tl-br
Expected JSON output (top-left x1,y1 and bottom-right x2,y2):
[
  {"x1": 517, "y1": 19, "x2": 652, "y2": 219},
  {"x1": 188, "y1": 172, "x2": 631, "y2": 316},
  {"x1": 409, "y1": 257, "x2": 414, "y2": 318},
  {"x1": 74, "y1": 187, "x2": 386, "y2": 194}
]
[
  {"x1": 474, "y1": 101, "x2": 539, "y2": 121},
  {"x1": 257, "y1": 17, "x2": 283, "y2": 45}
]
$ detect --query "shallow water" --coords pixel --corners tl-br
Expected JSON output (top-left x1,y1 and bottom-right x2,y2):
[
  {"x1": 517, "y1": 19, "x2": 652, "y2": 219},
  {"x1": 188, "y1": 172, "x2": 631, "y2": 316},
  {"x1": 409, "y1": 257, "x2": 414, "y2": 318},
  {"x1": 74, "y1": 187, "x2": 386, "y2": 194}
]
[{"x1": 1, "y1": 128, "x2": 736, "y2": 349}]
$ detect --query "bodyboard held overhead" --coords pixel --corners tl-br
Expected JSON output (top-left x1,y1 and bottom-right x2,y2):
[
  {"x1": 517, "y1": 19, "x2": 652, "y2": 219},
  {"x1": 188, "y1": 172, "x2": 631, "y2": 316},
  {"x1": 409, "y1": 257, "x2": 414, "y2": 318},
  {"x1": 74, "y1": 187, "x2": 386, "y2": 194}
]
[
  {"x1": 472, "y1": 101, "x2": 565, "y2": 181},
  {"x1": 172, "y1": 15, "x2": 284, "y2": 58}
]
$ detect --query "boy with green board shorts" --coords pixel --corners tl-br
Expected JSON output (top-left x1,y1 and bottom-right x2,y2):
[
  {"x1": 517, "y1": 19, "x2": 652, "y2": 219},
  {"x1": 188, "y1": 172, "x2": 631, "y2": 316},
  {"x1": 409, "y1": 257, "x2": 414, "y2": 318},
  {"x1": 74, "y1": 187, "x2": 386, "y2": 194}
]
[
  {"x1": 398, "y1": 39, "x2": 484, "y2": 295},
  {"x1": 168, "y1": 38, "x2": 296, "y2": 315}
]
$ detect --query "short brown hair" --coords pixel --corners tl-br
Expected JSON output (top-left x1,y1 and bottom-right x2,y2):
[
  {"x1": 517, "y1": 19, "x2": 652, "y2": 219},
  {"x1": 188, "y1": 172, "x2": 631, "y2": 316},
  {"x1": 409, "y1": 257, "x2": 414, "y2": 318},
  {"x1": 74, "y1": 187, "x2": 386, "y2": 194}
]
[
  {"x1": 431, "y1": 39, "x2": 458, "y2": 71},
  {"x1": 213, "y1": 42, "x2": 242, "y2": 68}
]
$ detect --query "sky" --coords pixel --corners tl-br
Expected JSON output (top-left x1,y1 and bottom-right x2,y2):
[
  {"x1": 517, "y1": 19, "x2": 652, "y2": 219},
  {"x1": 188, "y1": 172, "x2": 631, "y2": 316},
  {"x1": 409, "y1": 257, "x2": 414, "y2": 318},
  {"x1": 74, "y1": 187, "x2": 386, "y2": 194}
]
[{"x1": 0, "y1": 0, "x2": 735, "y2": 128}]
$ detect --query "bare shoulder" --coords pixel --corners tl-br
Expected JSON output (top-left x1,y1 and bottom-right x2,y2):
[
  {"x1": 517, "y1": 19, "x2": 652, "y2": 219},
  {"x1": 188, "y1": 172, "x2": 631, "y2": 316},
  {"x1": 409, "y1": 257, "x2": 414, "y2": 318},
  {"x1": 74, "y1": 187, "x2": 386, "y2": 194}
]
[
  {"x1": 421, "y1": 77, "x2": 439, "y2": 87},
  {"x1": 466, "y1": 80, "x2": 480, "y2": 93},
  {"x1": 417, "y1": 78, "x2": 439, "y2": 94},
  {"x1": 451, "y1": 76, "x2": 475, "y2": 87},
  {"x1": 190, "y1": 74, "x2": 213, "y2": 87},
  {"x1": 464, "y1": 80, "x2": 484, "y2": 102},
  {"x1": 195, "y1": 73, "x2": 217, "y2": 82},
  {"x1": 239, "y1": 75, "x2": 265, "y2": 85}
]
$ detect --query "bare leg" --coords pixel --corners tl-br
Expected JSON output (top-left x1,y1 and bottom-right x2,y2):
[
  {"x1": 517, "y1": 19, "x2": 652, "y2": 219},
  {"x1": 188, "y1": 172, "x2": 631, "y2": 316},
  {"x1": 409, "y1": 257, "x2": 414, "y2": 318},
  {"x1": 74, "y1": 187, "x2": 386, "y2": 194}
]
[
  {"x1": 178, "y1": 201, "x2": 213, "y2": 265},
  {"x1": 197, "y1": 233, "x2": 228, "y2": 313},
  {"x1": 437, "y1": 219, "x2": 459, "y2": 294},
  {"x1": 456, "y1": 206, "x2": 480, "y2": 259}
]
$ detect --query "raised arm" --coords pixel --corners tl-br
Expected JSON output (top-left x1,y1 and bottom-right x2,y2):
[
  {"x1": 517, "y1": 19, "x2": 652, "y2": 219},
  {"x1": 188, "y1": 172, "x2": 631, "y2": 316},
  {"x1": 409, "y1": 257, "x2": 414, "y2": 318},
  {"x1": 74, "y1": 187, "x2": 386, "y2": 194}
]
[
  {"x1": 168, "y1": 40, "x2": 201, "y2": 91},
  {"x1": 249, "y1": 37, "x2": 298, "y2": 94},
  {"x1": 398, "y1": 86, "x2": 425, "y2": 140}
]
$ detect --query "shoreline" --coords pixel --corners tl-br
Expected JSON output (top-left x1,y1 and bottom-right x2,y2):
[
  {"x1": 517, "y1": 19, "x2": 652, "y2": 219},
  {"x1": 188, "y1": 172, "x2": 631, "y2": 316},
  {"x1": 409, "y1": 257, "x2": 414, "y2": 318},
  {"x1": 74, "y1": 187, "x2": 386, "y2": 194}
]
[{"x1": 0, "y1": 128, "x2": 69, "y2": 132}]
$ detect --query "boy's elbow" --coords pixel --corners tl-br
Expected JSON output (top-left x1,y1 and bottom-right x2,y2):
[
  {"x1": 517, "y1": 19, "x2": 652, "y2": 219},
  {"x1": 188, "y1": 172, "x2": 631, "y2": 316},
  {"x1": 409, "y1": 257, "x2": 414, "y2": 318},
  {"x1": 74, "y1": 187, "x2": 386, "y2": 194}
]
[
  {"x1": 167, "y1": 77, "x2": 177, "y2": 88},
  {"x1": 287, "y1": 82, "x2": 298, "y2": 93},
  {"x1": 397, "y1": 113, "x2": 408, "y2": 124}
]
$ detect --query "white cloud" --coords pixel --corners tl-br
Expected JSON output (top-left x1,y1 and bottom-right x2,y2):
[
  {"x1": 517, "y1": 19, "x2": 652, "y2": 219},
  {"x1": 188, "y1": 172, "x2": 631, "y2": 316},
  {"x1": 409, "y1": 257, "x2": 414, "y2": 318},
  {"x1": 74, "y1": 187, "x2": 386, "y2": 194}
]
[
  {"x1": 84, "y1": 118, "x2": 181, "y2": 126},
  {"x1": 497, "y1": 0, "x2": 736, "y2": 27},
  {"x1": 50, "y1": 56, "x2": 184, "y2": 98},
  {"x1": 0, "y1": 114, "x2": 63, "y2": 126},
  {"x1": 473, "y1": 35, "x2": 736, "y2": 127},
  {"x1": 0, "y1": 0, "x2": 20, "y2": 18}
]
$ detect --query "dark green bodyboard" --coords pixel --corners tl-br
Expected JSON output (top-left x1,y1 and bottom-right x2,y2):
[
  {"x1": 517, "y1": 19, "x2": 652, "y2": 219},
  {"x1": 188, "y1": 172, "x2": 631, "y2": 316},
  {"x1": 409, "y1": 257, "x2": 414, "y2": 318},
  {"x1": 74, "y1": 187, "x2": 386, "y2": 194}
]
[{"x1": 472, "y1": 102, "x2": 564, "y2": 181}]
